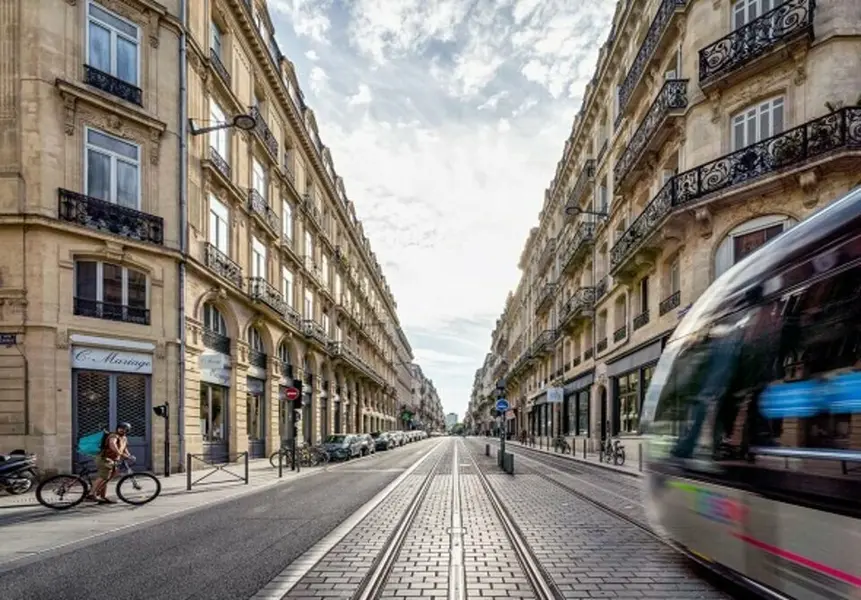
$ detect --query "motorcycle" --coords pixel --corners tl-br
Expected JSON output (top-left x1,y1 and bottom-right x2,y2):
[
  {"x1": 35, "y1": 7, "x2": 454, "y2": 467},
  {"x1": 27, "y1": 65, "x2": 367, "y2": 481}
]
[{"x1": 0, "y1": 449, "x2": 40, "y2": 495}]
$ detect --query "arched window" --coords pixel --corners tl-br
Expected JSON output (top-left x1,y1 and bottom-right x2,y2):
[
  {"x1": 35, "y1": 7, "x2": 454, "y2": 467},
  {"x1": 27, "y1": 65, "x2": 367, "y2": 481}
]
[
  {"x1": 714, "y1": 215, "x2": 796, "y2": 278},
  {"x1": 248, "y1": 327, "x2": 265, "y2": 353},
  {"x1": 278, "y1": 343, "x2": 291, "y2": 365},
  {"x1": 203, "y1": 303, "x2": 227, "y2": 335}
]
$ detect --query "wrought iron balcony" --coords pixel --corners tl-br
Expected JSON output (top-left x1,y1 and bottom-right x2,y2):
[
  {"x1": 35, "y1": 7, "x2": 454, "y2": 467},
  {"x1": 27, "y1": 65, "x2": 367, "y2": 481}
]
[
  {"x1": 281, "y1": 361, "x2": 293, "y2": 379},
  {"x1": 248, "y1": 349, "x2": 267, "y2": 370},
  {"x1": 596, "y1": 338, "x2": 608, "y2": 353},
  {"x1": 560, "y1": 223, "x2": 596, "y2": 275},
  {"x1": 611, "y1": 107, "x2": 861, "y2": 276},
  {"x1": 536, "y1": 238, "x2": 556, "y2": 273},
  {"x1": 633, "y1": 310, "x2": 650, "y2": 331},
  {"x1": 83, "y1": 65, "x2": 142, "y2": 106},
  {"x1": 699, "y1": 0, "x2": 814, "y2": 90},
  {"x1": 58, "y1": 188, "x2": 164, "y2": 245},
  {"x1": 249, "y1": 105, "x2": 279, "y2": 158},
  {"x1": 594, "y1": 276, "x2": 609, "y2": 302},
  {"x1": 302, "y1": 194, "x2": 322, "y2": 229},
  {"x1": 303, "y1": 319, "x2": 329, "y2": 346},
  {"x1": 284, "y1": 304, "x2": 302, "y2": 328},
  {"x1": 616, "y1": 0, "x2": 687, "y2": 124},
  {"x1": 248, "y1": 277, "x2": 287, "y2": 315},
  {"x1": 534, "y1": 282, "x2": 557, "y2": 314},
  {"x1": 584, "y1": 347, "x2": 594, "y2": 360},
  {"x1": 205, "y1": 243, "x2": 242, "y2": 288},
  {"x1": 209, "y1": 48, "x2": 231, "y2": 86},
  {"x1": 74, "y1": 298, "x2": 149, "y2": 325},
  {"x1": 559, "y1": 287, "x2": 596, "y2": 331},
  {"x1": 247, "y1": 189, "x2": 280, "y2": 233},
  {"x1": 203, "y1": 329, "x2": 231, "y2": 355},
  {"x1": 530, "y1": 330, "x2": 556, "y2": 356},
  {"x1": 563, "y1": 160, "x2": 595, "y2": 217},
  {"x1": 659, "y1": 291, "x2": 681, "y2": 316},
  {"x1": 614, "y1": 325, "x2": 628, "y2": 343},
  {"x1": 208, "y1": 146, "x2": 230, "y2": 180},
  {"x1": 614, "y1": 79, "x2": 689, "y2": 189},
  {"x1": 571, "y1": 356, "x2": 581, "y2": 368}
]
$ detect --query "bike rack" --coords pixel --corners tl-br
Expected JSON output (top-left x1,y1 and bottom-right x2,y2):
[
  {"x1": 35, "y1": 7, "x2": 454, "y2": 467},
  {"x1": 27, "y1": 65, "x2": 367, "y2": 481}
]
[{"x1": 186, "y1": 452, "x2": 249, "y2": 491}]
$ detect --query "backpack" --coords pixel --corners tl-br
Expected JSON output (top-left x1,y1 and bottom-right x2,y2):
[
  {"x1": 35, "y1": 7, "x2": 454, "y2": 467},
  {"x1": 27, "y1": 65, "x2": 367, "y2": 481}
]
[{"x1": 78, "y1": 431, "x2": 108, "y2": 456}]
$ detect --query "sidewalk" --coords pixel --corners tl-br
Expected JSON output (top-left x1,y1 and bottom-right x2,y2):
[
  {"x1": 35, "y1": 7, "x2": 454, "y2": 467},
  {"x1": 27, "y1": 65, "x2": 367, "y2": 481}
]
[
  {"x1": 483, "y1": 437, "x2": 644, "y2": 477},
  {"x1": 0, "y1": 457, "x2": 321, "y2": 570}
]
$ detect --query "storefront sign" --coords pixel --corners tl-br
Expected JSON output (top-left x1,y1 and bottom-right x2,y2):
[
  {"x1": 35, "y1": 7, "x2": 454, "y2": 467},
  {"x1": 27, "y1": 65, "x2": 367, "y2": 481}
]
[
  {"x1": 72, "y1": 346, "x2": 153, "y2": 374},
  {"x1": 246, "y1": 377, "x2": 265, "y2": 395},
  {"x1": 199, "y1": 353, "x2": 231, "y2": 386},
  {"x1": 200, "y1": 353, "x2": 229, "y2": 370},
  {"x1": 505, "y1": 410, "x2": 515, "y2": 420},
  {"x1": 547, "y1": 387, "x2": 564, "y2": 404}
]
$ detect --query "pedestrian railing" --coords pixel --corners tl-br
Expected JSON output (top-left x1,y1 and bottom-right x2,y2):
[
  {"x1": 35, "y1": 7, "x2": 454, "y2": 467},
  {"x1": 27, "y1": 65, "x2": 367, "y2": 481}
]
[
  {"x1": 513, "y1": 437, "x2": 645, "y2": 474},
  {"x1": 186, "y1": 452, "x2": 249, "y2": 491}
]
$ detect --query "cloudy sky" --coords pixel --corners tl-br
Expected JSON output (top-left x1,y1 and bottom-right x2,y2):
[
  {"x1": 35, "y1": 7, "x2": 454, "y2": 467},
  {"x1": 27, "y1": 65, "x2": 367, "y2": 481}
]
[{"x1": 268, "y1": 0, "x2": 615, "y2": 418}]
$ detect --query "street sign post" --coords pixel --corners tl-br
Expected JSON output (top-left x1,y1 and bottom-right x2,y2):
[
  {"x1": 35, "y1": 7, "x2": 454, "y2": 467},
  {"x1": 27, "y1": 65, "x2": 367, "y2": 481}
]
[{"x1": 495, "y1": 398, "x2": 509, "y2": 413}]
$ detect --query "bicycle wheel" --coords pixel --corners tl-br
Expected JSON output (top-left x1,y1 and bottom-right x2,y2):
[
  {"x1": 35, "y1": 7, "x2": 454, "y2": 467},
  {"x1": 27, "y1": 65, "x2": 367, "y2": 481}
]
[
  {"x1": 315, "y1": 450, "x2": 330, "y2": 465},
  {"x1": 615, "y1": 449, "x2": 626, "y2": 466},
  {"x1": 116, "y1": 472, "x2": 161, "y2": 505},
  {"x1": 36, "y1": 474, "x2": 88, "y2": 510},
  {"x1": 269, "y1": 449, "x2": 286, "y2": 469}
]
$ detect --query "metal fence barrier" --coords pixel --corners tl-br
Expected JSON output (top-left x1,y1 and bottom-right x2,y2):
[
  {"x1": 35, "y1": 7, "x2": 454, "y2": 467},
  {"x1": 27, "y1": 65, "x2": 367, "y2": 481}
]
[{"x1": 186, "y1": 452, "x2": 249, "y2": 491}]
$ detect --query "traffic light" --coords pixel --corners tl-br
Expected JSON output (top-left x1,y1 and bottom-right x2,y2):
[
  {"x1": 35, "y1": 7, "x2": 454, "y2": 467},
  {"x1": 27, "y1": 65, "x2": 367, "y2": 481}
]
[{"x1": 152, "y1": 403, "x2": 168, "y2": 418}]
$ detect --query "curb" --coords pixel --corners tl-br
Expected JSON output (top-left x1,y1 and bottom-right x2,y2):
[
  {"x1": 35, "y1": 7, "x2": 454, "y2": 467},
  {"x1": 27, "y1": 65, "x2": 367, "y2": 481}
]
[{"x1": 486, "y1": 439, "x2": 644, "y2": 479}]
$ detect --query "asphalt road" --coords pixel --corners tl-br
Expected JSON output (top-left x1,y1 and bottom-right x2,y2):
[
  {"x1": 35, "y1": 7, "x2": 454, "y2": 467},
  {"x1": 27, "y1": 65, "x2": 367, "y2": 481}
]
[{"x1": 0, "y1": 440, "x2": 443, "y2": 600}]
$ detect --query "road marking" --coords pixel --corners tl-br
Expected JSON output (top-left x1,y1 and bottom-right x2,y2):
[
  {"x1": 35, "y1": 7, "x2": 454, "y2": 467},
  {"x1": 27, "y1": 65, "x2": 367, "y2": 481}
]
[
  {"x1": 250, "y1": 440, "x2": 444, "y2": 600},
  {"x1": 448, "y1": 441, "x2": 466, "y2": 600}
]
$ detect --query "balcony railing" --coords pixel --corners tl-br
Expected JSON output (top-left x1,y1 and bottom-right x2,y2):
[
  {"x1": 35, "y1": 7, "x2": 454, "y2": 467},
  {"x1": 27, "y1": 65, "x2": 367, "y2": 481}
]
[
  {"x1": 248, "y1": 189, "x2": 280, "y2": 233},
  {"x1": 250, "y1": 105, "x2": 279, "y2": 158},
  {"x1": 531, "y1": 330, "x2": 556, "y2": 356},
  {"x1": 303, "y1": 319, "x2": 329, "y2": 346},
  {"x1": 564, "y1": 160, "x2": 596, "y2": 215},
  {"x1": 614, "y1": 79, "x2": 689, "y2": 188},
  {"x1": 248, "y1": 349, "x2": 267, "y2": 370},
  {"x1": 281, "y1": 361, "x2": 293, "y2": 379},
  {"x1": 208, "y1": 146, "x2": 230, "y2": 180},
  {"x1": 284, "y1": 304, "x2": 302, "y2": 328},
  {"x1": 536, "y1": 238, "x2": 556, "y2": 272},
  {"x1": 209, "y1": 49, "x2": 231, "y2": 86},
  {"x1": 614, "y1": 325, "x2": 628, "y2": 343},
  {"x1": 58, "y1": 188, "x2": 164, "y2": 245},
  {"x1": 83, "y1": 65, "x2": 142, "y2": 106},
  {"x1": 584, "y1": 347, "x2": 594, "y2": 360},
  {"x1": 616, "y1": 0, "x2": 687, "y2": 124},
  {"x1": 659, "y1": 291, "x2": 681, "y2": 316},
  {"x1": 633, "y1": 310, "x2": 650, "y2": 331},
  {"x1": 74, "y1": 298, "x2": 149, "y2": 325},
  {"x1": 596, "y1": 338, "x2": 608, "y2": 353},
  {"x1": 302, "y1": 194, "x2": 322, "y2": 228},
  {"x1": 203, "y1": 329, "x2": 231, "y2": 355},
  {"x1": 249, "y1": 277, "x2": 287, "y2": 315},
  {"x1": 560, "y1": 286, "x2": 596, "y2": 329},
  {"x1": 205, "y1": 243, "x2": 242, "y2": 288},
  {"x1": 699, "y1": 0, "x2": 814, "y2": 88},
  {"x1": 535, "y1": 282, "x2": 557, "y2": 314},
  {"x1": 560, "y1": 223, "x2": 596, "y2": 274},
  {"x1": 611, "y1": 107, "x2": 861, "y2": 273},
  {"x1": 571, "y1": 356, "x2": 581, "y2": 368},
  {"x1": 594, "y1": 276, "x2": 609, "y2": 302}
]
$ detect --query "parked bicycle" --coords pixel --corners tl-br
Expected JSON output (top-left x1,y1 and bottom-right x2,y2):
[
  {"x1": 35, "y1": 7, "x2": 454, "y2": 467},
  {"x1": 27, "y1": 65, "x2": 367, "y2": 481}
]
[
  {"x1": 269, "y1": 442, "x2": 330, "y2": 469},
  {"x1": 553, "y1": 435, "x2": 571, "y2": 453},
  {"x1": 36, "y1": 458, "x2": 161, "y2": 510},
  {"x1": 599, "y1": 438, "x2": 626, "y2": 466}
]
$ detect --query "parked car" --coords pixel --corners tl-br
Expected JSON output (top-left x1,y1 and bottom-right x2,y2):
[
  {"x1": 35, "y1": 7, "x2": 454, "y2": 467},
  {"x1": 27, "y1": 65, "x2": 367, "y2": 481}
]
[
  {"x1": 358, "y1": 433, "x2": 376, "y2": 456},
  {"x1": 372, "y1": 431, "x2": 393, "y2": 451},
  {"x1": 322, "y1": 434, "x2": 362, "y2": 461}
]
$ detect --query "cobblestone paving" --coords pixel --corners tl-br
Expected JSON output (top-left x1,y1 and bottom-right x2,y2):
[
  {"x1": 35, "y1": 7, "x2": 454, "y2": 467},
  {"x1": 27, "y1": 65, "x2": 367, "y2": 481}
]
[
  {"x1": 468, "y1": 446, "x2": 732, "y2": 599},
  {"x1": 283, "y1": 446, "x2": 445, "y2": 600}
]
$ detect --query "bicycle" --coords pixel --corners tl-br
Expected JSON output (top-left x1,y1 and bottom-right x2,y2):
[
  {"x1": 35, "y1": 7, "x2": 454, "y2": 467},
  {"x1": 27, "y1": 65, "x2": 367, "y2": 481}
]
[
  {"x1": 269, "y1": 442, "x2": 330, "y2": 468},
  {"x1": 36, "y1": 457, "x2": 161, "y2": 510},
  {"x1": 598, "y1": 438, "x2": 626, "y2": 466},
  {"x1": 553, "y1": 436, "x2": 571, "y2": 453}
]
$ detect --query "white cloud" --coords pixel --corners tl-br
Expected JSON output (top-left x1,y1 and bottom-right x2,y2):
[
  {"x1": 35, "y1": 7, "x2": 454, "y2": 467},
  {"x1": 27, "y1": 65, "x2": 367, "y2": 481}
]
[
  {"x1": 348, "y1": 83, "x2": 373, "y2": 105},
  {"x1": 270, "y1": 0, "x2": 615, "y2": 416}
]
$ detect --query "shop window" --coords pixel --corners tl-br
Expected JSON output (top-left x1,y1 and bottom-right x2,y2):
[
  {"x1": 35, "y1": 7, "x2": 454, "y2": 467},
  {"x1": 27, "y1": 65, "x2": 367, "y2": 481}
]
[
  {"x1": 618, "y1": 372, "x2": 640, "y2": 433},
  {"x1": 74, "y1": 260, "x2": 148, "y2": 325}
]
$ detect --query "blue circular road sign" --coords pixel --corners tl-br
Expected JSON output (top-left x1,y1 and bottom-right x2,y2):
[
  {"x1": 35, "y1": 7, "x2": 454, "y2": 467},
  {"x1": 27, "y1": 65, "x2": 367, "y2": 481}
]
[{"x1": 495, "y1": 398, "x2": 510, "y2": 412}]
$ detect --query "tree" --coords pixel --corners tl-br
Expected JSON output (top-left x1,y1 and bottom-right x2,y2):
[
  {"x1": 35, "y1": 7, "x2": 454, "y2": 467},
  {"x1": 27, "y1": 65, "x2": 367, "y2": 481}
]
[{"x1": 451, "y1": 422, "x2": 466, "y2": 436}]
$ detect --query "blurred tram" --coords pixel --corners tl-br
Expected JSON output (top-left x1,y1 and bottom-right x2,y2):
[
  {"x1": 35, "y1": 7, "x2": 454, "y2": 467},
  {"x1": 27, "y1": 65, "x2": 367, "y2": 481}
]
[{"x1": 640, "y1": 185, "x2": 861, "y2": 600}]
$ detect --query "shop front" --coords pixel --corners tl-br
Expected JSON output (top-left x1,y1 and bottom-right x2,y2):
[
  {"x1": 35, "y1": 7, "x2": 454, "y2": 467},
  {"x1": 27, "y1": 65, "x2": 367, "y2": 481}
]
[
  {"x1": 71, "y1": 343, "x2": 153, "y2": 470},
  {"x1": 302, "y1": 367, "x2": 313, "y2": 443},
  {"x1": 199, "y1": 352, "x2": 231, "y2": 462},
  {"x1": 563, "y1": 371, "x2": 594, "y2": 439},
  {"x1": 245, "y1": 375, "x2": 266, "y2": 459},
  {"x1": 606, "y1": 335, "x2": 668, "y2": 436}
]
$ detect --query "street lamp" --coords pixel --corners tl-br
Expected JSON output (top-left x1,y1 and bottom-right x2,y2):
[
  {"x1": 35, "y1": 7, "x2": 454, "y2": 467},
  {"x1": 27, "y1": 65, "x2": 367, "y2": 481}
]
[
  {"x1": 188, "y1": 113, "x2": 257, "y2": 136},
  {"x1": 565, "y1": 205, "x2": 608, "y2": 218},
  {"x1": 495, "y1": 377, "x2": 507, "y2": 462}
]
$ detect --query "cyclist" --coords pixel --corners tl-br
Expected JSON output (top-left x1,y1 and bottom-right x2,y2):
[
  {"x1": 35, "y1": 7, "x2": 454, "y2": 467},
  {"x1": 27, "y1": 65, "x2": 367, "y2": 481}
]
[{"x1": 87, "y1": 422, "x2": 133, "y2": 504}]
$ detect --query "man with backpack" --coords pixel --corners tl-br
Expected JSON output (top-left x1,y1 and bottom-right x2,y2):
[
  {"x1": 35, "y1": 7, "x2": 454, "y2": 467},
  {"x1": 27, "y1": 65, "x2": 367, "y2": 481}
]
[{"x1": 87, "y1": 422, "x2": 133, "y2": 504}]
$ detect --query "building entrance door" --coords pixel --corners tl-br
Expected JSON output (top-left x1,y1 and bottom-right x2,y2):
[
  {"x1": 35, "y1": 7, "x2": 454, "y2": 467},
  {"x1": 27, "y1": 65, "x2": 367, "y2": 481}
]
[{"x1": 72, "y1": 370, "x2": 150, "y2": 470}]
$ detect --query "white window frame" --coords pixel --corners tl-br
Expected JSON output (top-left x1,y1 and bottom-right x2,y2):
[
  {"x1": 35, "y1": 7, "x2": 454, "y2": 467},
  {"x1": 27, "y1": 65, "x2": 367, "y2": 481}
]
[
  {"x1": 209, "y1": 100, "x2": 229, "y2": 160},
  {"x1": 84, "y1": 126, "x2": 142, "y2": 209},
  {"x1": 714, "y1": 214, "x2": 795, "y2": 277},
  {"x1": 335, "y1": 273, "x2": 342, "y2": 299},
  {"x1": 321, "y1": 255, "x2": 330, "y2": 286},
  {"x1": 321, "y1": 311, "x2": 330, "y2": 334},
  {"x1": 203, "y1": 303, "x2": 227, "y2": 335},
  {"x1": 74, "y1": 260, "x2": 149, "y2": 308},
  {"x1": 210, "y1": 21, "x2": 223, "y2": 56},
  {"x1": 732, "y1": 0, "x2": 776, "y2": 29},
  {"x1": 731, "y1": 95, "x2": 785, "y2": 151},
  {"x1": 304, "y1": 289, "x2": 314, "y2": 320},
  {"x1": 669, "y1": 257, "x2": 681, "y2": 294},
  {"x1": 304, "y1": 231, "x2": 314, "y2": 258},
  {"x1": 86, "y1": 1, "x2": 141, "y2": 85},
  {"x1": 282, "y1": 200, "x2": 293, "y2": 240},
  {"x1": 335, "y1": 324, "x2": 342, "y2": 342},
  {"x1": 208, "y1": 194, "x2": 230, "y2": 254},
  {"x1": 251, "y1": 237, "x2": 267, "y2": 280},
  {"x1": 249, "y1": 327, "x2": 264, "y2": 352},
  {"x1": 282, "y1": 267, "x2": 293, "y2": 307},
  {"x1": 252, "y1": 158, "x2": 267, "y2": 199}
]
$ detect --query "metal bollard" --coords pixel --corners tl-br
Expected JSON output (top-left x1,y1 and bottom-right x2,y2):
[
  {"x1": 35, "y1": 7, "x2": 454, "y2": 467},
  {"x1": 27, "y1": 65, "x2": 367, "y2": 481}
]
[
  {"x1": 583, "y1": 438, "x2": 587, "y2": 459},
  {"x1": 244, "y1": 452, "x2": 249, "y2": 484},
  {"x1": 278, "y1": 447, "x2": 283, "y2": 478},
  {"x1": 638, "y1": 442, "x2": 643, "y2": 472},
  {"x1": 485, "y1": 444, "x2": 490, "y2": 457},
  {"x1": 186, "y1": 453, "x2": 192, "y2": 491}
]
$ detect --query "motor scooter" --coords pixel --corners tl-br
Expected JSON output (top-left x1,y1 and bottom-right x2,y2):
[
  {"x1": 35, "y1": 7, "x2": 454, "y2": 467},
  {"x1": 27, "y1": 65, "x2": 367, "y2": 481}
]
[{"x1": 0, "y1": 449, "x2": 40, "y2": 495}]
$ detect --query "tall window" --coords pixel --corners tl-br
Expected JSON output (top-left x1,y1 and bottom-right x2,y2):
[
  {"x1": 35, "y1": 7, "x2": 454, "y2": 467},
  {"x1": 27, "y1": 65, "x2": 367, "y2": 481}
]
[
  {"x1": 322, "y1": 311, "x2": 330, "y2": 334},
  {"x1": 85, "y1": 128, "x2": 140, "y2": 209},
  {"x1": 210, "y1": 100, "x2": 229, "y2": 160},
  {"x1": 252, "y1": 159, "x2": 267, "y2": 199},
  {"x1": 210, "y1": 22, "x2": 223, "y2": 57},
  {"x1": 732, "y1": 96, "x2": 784, "y2": 151},
  {"x1": 321, "y1": 255, "x2": 330, "y2": 287},
  {"x1": 87, "y1": 2, "x2": 139, "y2": 85},
  {"x1": 203, "y1": 302, "x2": 227, "y2": 335},
  {"x1": 638, "y1": 276, "x2": 649, "y2": 314},
  {"x1": 251, "y1": 237, "x2": 267, "y2": 279},
  {"x1": 335, "y1": 324, "x2": 342, "y2": 342},
  {"x1": 282, "y1": 200, "x2": 293, "y2": 240},
  {"x1": 304, "y1": 289, "x2": 314, "y2": 319},
  {"x1": 248, "y1": 327, "x2": 264, "y2": 353},
  {"x1": 335, "y1": 273, "x2": 342, "y2": 299},
  {"x1": 282, "y1": 267, "x2": 293, "y2": 306},
  {"x1": 74, "y1": 260, "x2": 148, "y2": 324},
  {"x1": 304, "y1": 231, "x2": 314, "y2": 258},
  {"x1": 732, "y1": 0, "x2": 776, "y2": 29},
  {"x1": 668, "y1": 257, "x2": 680, "y2": 294},
  {"x1": 209, "y1": 195, "x2": 229, "y2": 254},
  {"x1": 715, "y1": 215, "x2": 795, "y2": 277}
]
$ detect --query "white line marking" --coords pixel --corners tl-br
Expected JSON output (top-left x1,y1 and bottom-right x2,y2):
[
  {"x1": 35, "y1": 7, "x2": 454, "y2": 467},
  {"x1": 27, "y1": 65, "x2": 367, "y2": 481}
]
[
  {"x1": 250, "y1": 440, "x2": 444, "y2": 600},
  {"x1": 448, "y1": 441, "x2": 466, "y2": 600}
]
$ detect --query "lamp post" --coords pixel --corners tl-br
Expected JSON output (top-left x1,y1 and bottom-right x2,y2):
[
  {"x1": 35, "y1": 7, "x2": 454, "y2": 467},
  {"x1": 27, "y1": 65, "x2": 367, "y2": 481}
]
[
  {"x1": 495, "y1": 377, "x2": 507, "y2": 461},
  {"x1": 188, "y1": 113, "x2": 257, "y2": 136},
  {"x1": 564, "y1": 206, "x2": 608, "y2": 218}
]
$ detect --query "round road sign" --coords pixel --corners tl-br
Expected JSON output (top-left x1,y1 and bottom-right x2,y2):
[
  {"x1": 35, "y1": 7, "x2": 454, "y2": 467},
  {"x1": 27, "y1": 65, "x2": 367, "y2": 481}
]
[{"x1": 284, "y1": 387, "x2": 300, "y2": 401}]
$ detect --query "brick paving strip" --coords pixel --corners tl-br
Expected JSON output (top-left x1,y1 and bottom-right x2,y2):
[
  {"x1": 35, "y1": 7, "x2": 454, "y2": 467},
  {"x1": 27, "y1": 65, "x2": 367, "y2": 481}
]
[{"x1": 464, "y1": 439, "x2": 733, "y2": 600}]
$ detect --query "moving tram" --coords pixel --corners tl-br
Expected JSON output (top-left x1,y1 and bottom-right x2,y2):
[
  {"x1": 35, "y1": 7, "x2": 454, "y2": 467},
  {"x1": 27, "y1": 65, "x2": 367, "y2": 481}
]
[{"x1": 640, "y1": 186, "x2": 861, "y2": 600}]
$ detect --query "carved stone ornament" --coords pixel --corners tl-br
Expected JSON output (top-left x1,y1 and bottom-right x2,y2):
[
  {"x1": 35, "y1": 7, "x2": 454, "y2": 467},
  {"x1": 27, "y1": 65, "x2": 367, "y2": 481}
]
[
  {"x1": 709, "y1": 90, "x2": 722, "y2": 124},
  {"x1": 155, "y1": 341, "x2": 166, "y2": 359},
  {"x1": 694, "y1": 206, "x2": 714, "y2": 239},
  {"x1": 62, "y1": 92, "x2": 77, "y2": 136},
  {"x1": 56, "y1": 328, "x2": 70, "y2": 349},
  {"x1": 792, "y1": 50, "x2": 808, "y2": 86},
  {"x1": 150, "y1": 129, "x2": 162, "y2": 165},
  {"x1": 798, "y1": 169, "x2": 820, "y2": 208},
  {"x1": 214, "y1": 286, "x2": 228, "y2": 302}
]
